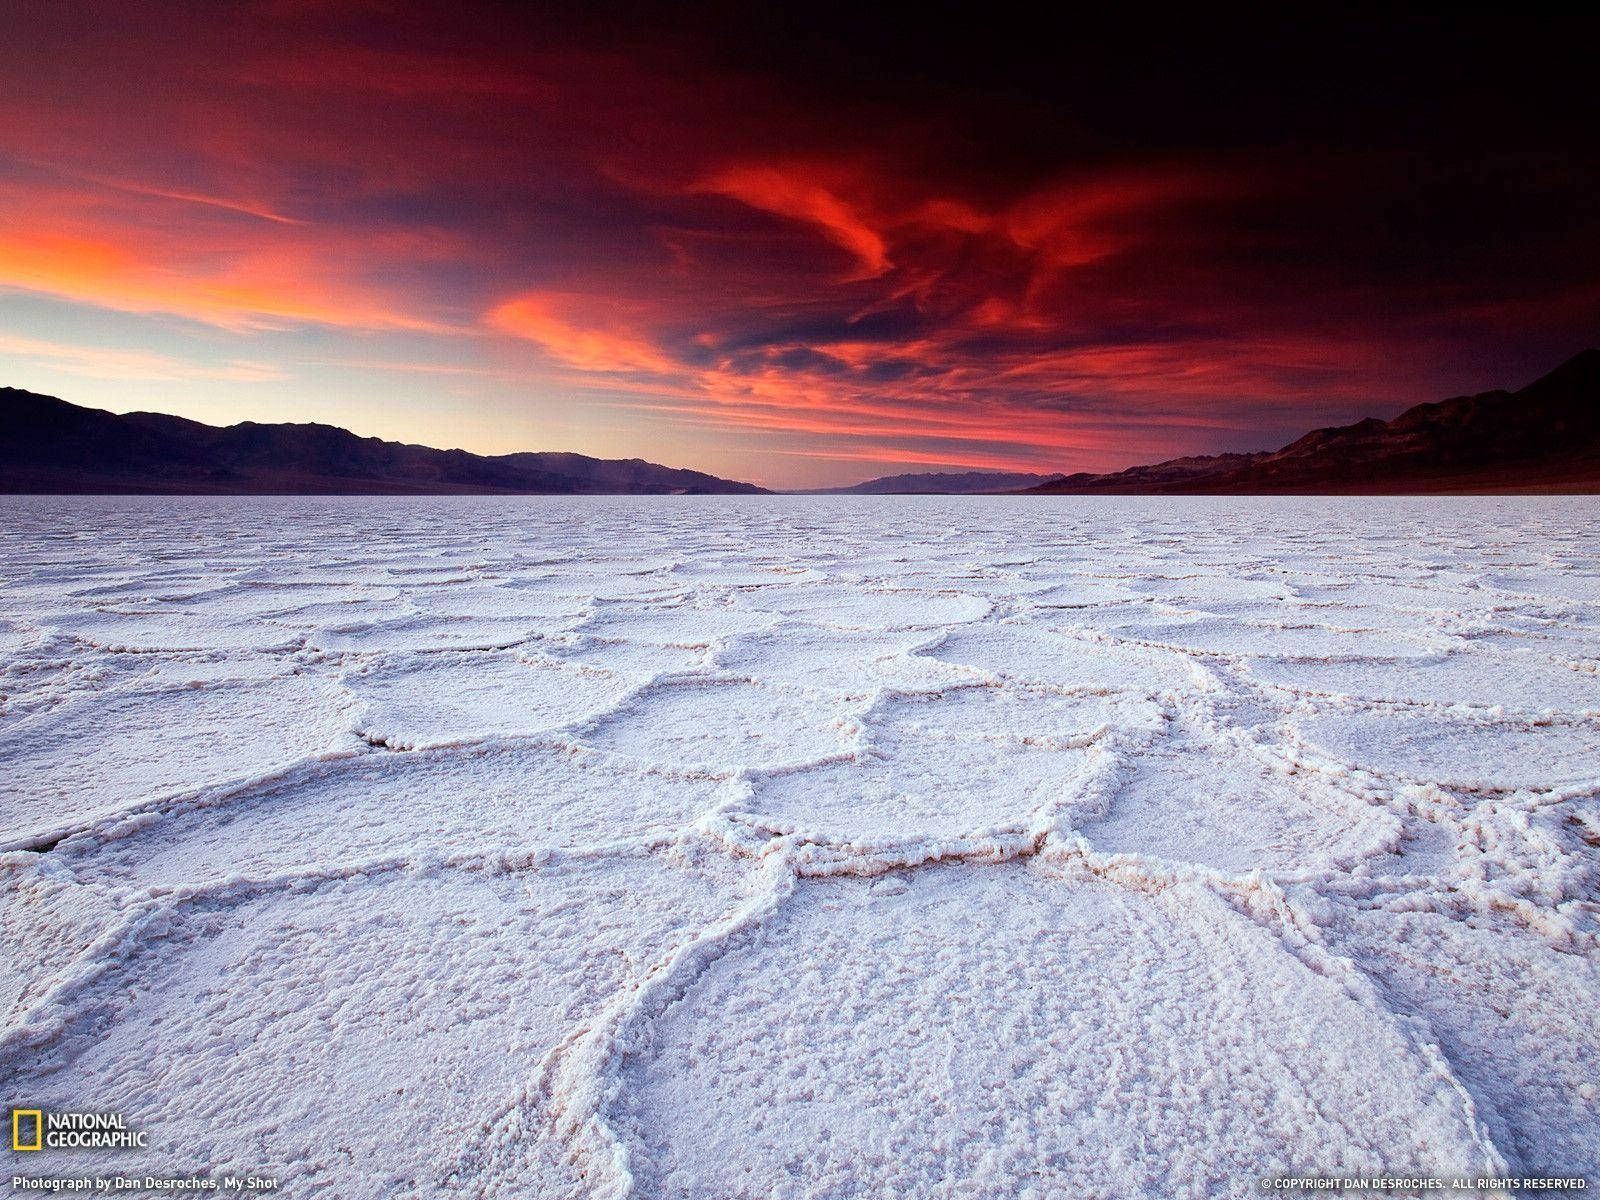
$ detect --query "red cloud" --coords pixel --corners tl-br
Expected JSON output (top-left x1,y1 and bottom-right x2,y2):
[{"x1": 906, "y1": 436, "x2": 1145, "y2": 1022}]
[{"x1": 697, "y1": 165, "x2": 892, "y2": 279}]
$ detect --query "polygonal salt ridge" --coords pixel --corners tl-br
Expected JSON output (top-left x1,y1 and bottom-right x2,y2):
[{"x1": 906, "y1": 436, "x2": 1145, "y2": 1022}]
[
  {"x1": 39, "y1": 607, "x2": 307, "y2": 654},
  {"x1": 1321, "y1": 905, "x2": 1600, "y2": 1178},
  {"x1": 1480, "y1": 570, "x2": 1600, "y2": 605},
  {"x1": 303, "y1": 597, "x2": 600, "y2": 651},
  {"x1": 1310, "y1": 807, "x2": 1467, "y2": 894},
  {"x1": 120, "y1": 654, "x2": 326, "y2": 688},
  {"x1": 599, "y1": 857, "x2": 1507, "y2": 1200},
  {"x1": 913, "y1": 622, "x2": 1209, "y2": 696},
  {"x1": 732, "y1": 583, "x2": 993, "y2": 631},
  {"x1": 1089, "y1": 613, "x2": 1453, "y2": 661},
  {"x1": 8, "y1": 591, "x2": 161, "y2": 621},
  {"x1": 529, "y1": 631, "x2": 713, "y2": 678},
  {"x1": 372, "y1": 566, "x2": 483, "y2": 588},
  {"x1": 0, "y1": 616, "x2": 51, "y2": 656},
  {"x1": 0, "y1": 853, "x2": 133, "y2": 1043},
  {"x1": 1, "y1": 849, "x2": 767, "y2": 1199},
  {"x1": 1063, "y1": 717, "x2": 1403, "y2": 882},
  {"x1": 1435, "y1": 795, "x2": 1600, "y2": 938},
  {"x1": 0, "y1": 675, "x2": 364, "y2": 853},
  {"x1": 574, "y1": 675, "x2": 864, "y2": 774},
  {"x1": 575, "y1": 601, "x2": 783, "y2": 647},
  {"x1": 661, "y1": 562, "x2": 821, "y2": 589},
  {"x1": 0, "y1": 569, "x2": 130, "y2": 605},
  {"x1": 1257, "y1": 601, "x2": 1474, "y2": 637},
  {"x1": 171, "y1": 581, "x2": 406, "y2": 617},
  {"x1": 0, "y1": 653, "x2": 165, "y2": 731},
  {"x1": 1287, "y1": 705, "x2": 1600, "y2": 795},
  {"x1": 344, "y1": 650, "x2": 640, "y2": 751},
  {"x1": 51, "y1": 742, "x2": 744, "y2": 892},
  {"x1": 709, "y1": 624, "x2": 982, "y2": 696},
  {"x1": 502, "y1": 568, "x2": 688, "y2": 603},
  {"x1": 253, "y1": 595, "x2": 420, "y2": 628},
  {"x1": 698, "y1": 685, "x2": 1164, "y2": 864},
  {"x1": 462, "y1": 852, "x2": 800, "y2": 1198},
  {"x1": 1243, "y1": 648, "x2": 1600, "y2": 718},
  {"x1": 994, "y1": 611, "x2": 1162, "y2": 652},
  {"x1": 719, "y1": 735, "x2": 1122, "y2": 865},
  {"x1": 1159, "y1": 655, "x2": 1302, "y2": 736},
  {"x1": 914, "y1": 569, "x2": 1066, "y2": 597},
  {"x1": 1461, "y1": 623, "x2": 1600, "y2": 667},
  {"x1": 236, "y1": 564, "x2": 415, "y2": 588},
  {"x1": 859, "y1": 681, "x2": 1167, "y2": 750},
  {"x1": 1286, "y1": 574, "x2": 1489, "y2": 609},
  {"x1": 497, "y1": 556, "x2": 686, "y2": 597},
  {"x1": 1294, "y1": 764, "x2": 1594, "y2": 907},
  {"x1": 400, "y1": 582, "x2": 595, "y2": 621},
  {"x1": 1115, "y1": 571, "x2": 1296, "y2": 605}
]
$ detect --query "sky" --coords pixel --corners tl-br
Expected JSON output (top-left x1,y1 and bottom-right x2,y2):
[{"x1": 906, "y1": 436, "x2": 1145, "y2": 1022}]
[{"x1": 1, "y1": 4, "x2": 1595, "y2": 489}]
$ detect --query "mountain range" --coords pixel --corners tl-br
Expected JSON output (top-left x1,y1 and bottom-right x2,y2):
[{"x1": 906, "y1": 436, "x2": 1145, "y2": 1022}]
[
  {"x1": 0, "y1": 390, "x2": 766, "y2": 494},
  {"x1": 3, "y1": 351, "x2": 1595, "y2": 495},
  {"x1": 821, "y1": 470, "x2": 1066, "y2": 494},
  {"x1": 1028, "y1": 350, "x2": 1600, "y2": 494}
]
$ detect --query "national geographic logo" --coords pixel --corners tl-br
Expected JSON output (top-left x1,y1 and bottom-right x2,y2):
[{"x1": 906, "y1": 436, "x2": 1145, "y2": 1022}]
[
  {"x1": 11, "y1": 1108, "x2": 147, "y2": 1151},
  {"x1": 12, "y1": 1110, "x2": 41, "y2": 1152}
]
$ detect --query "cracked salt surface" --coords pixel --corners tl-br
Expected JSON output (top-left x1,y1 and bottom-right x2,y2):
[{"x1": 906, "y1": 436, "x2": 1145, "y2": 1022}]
[
  {"x1": 618, "y1": 863, "x2": 1500, "y2": 1198},
  {"x1": 2, "y1": 494, "x2": 1598, "y2": 1197},
  {"x1": 348, "y1": 651, "x2": 638, "y2": 749}
]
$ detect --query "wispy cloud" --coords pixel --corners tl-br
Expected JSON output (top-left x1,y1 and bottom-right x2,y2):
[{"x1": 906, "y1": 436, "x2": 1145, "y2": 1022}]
[{"x1": 0, "y1": 332, "x2": 284, "y2": 382}]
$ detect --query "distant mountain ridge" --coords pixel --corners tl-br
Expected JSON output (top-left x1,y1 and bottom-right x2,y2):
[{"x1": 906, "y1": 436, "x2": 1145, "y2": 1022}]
[
  {"x1": 6, "y1": 352, "x2": 1595, "y2": 497},
  {"x1": 830, "y1": 470, "x2": 1067, "y2": 494},
  {"x1": 0, "y1": 389, "x2": 767, "y2": 495},
  {"x1": 1029, "y1": 350, "x2": 1600, "y2": 494}
]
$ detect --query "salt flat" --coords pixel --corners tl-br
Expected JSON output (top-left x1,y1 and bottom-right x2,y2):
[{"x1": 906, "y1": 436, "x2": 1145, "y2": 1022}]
[{"x1": 2, "y1": 495, "x2": 1597, "y2": 1198}]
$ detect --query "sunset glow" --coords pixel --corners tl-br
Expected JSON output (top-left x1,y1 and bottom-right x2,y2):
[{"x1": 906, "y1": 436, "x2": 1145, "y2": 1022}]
[{"x1": 1, "y1": 5, "x2": 1593, "y2": 487}]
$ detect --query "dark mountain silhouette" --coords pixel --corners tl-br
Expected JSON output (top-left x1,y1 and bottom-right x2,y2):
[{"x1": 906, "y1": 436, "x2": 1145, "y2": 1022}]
[
  {"x1": 0, "y1": 390, "x2": 767, "y2": 495},
  {"x1": 829, "y1": 469, "x2": 1066, "y2": 494},
  {"x1": 1029, "y1": 350, "x2": 1600, "y2": 494},
  {"x1": 7, "y1": 352, "x2": 1595, "y2": 497}
]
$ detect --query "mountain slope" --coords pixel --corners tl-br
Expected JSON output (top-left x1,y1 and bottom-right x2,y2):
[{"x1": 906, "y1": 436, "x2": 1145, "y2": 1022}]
[
  {"x1": 0, "y1": 390, "x2": 767, "y2": 495},
  {"x1": 832, "y1": 470, "x2": 1066, "y2": 494},
  {"x1": 1030, "y1": 350, "x2": 1600, "y2": 494}
]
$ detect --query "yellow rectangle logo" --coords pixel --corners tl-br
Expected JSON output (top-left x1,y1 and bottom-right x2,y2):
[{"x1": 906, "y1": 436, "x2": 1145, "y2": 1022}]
[{"x1": 12, "y1": 1108, "x2": 43, "y2": 1151}]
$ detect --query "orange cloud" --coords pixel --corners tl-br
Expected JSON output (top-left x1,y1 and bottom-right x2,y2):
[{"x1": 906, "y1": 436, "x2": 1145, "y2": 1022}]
[
  {"x1": 698, "y1": 165, "x2": 890, "y2": 278},
  {"x1": 0, "y1": 198, "x2": 459, "y2": 333},
  {"x1": 488, "y1": 295, "x2": 678, "y2": 374}
]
